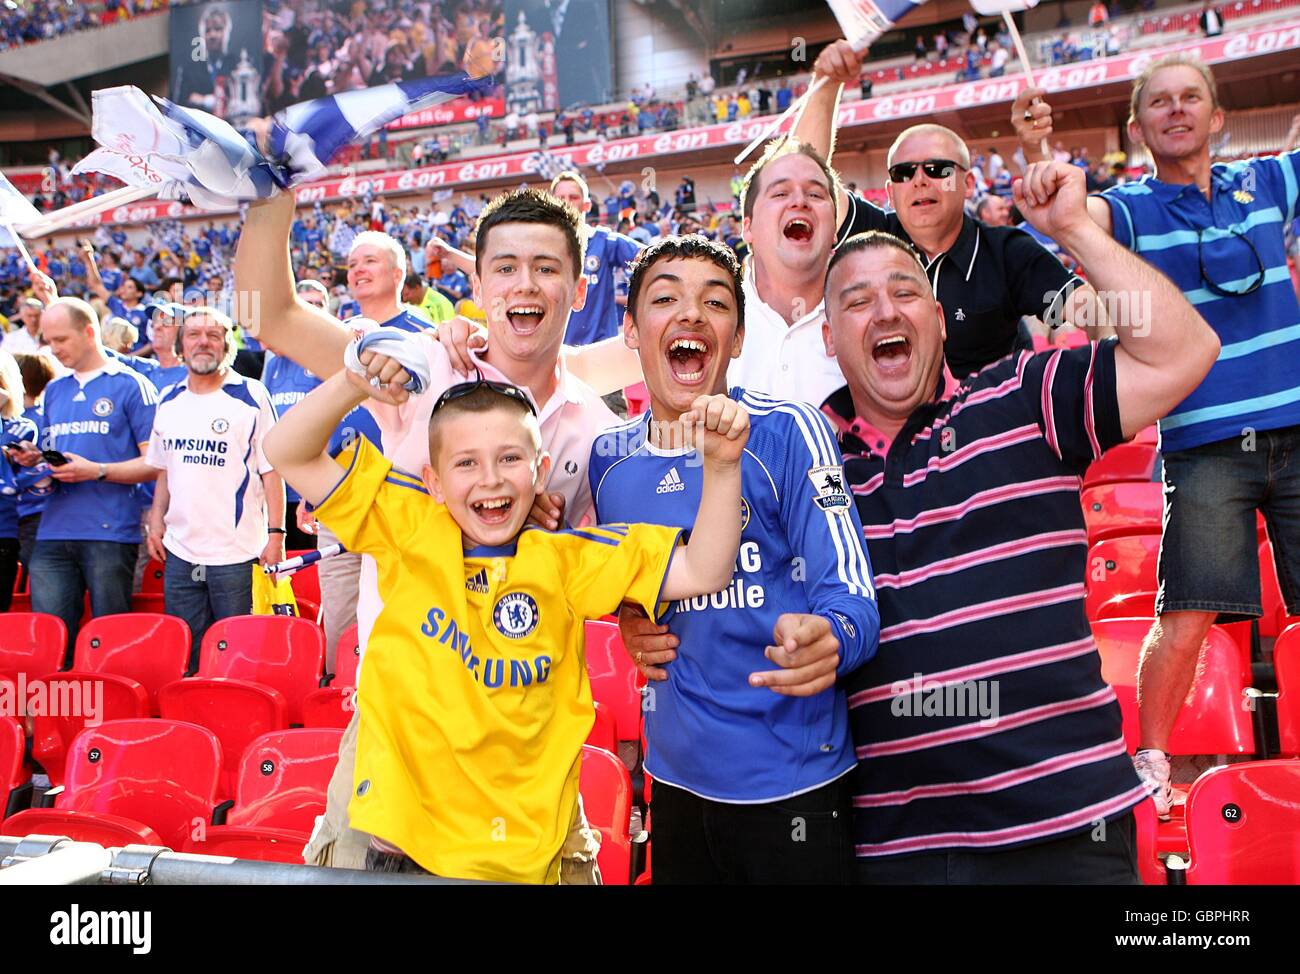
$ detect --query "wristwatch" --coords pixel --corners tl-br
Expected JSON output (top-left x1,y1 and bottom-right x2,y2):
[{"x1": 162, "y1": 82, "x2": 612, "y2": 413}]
[{"x1": 97, "y1": 464, "x2": 107, "y2": 481}]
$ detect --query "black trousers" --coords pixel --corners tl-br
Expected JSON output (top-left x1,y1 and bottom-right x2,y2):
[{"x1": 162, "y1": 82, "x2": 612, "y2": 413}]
[
  {"x1": 856, "y1": 811, "x2": 1141, "y2": 885},
  {"x1": 650, "y1": 774, "x2": 855, "y2": 884}
]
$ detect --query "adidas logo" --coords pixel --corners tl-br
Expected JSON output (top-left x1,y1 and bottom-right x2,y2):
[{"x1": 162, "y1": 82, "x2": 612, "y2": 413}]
[
  {"x1": 465, "y1": 568, "x2": 490, "y2": 594},
  {"x1": 656, "y1": 467, "x2": 686, "y2": 494}
]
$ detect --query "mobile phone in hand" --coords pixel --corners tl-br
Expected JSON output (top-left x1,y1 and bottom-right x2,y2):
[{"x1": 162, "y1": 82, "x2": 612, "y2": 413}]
[{"x1": 41, "y1": 449, "x2": 71, "y2": 466}]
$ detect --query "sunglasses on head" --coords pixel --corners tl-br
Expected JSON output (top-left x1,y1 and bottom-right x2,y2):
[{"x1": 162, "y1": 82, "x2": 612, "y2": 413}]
[
  {"x1": 887, "y1": 159, "x2": 964, "y2": 183},
  {"x1": 431, "y1": 373, "x2": 538, "y2": 417}
]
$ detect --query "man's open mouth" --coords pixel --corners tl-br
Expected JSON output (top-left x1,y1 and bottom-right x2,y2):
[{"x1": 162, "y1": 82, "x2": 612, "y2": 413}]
[
  {"x1": 470, "y1": 496, "x2": 514, "y2": 525},
  {"x1": 872, "y1": 334, "x2": 913, "y2": 369},
  {"x1": 911, "y1": 197, "x2": 939, "y2": 209},
  {"x1": 506, "y1": 304, "x2": 545, "y2": 334},
  {"x1": 783, "y1": 218, "x2": 813, "y2": 242},
  {"x1": 666, "y1": 335, "x2": 711, "y2": 384}
]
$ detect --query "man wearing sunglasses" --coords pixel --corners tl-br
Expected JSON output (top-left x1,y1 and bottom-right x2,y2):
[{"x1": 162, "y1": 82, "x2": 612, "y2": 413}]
[
  {"x1": 796, "y1": 40, "x2": 1113, "y2": 380},
  {"x1": 1013, "y1": 55, "x2": 1300, "y2": 819}
]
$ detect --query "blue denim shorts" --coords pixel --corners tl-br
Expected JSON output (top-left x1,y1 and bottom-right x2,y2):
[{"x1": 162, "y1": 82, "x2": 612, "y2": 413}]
[{"x1": 1157, "y1": 426, "x2": 1300, "y2": 622}]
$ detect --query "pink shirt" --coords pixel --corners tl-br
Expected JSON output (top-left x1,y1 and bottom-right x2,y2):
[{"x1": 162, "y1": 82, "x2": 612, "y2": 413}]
[{"x1": 355, "y1": 335, "x2": 618, "y2": 655}]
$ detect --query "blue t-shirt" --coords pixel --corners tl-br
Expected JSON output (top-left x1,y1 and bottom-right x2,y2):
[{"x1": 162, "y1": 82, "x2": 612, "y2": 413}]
[
  {"x1": 0, "y1": 413, "x2": 40, "y2": 538},
  {"x1": 100, "y1": 268, "x2": 124, "y2": 293},
  {"x1": 1102, "y1": 150, "x2": 1300, "y2": 451},
  {"x1": 16, "y1": 405, "x2": 49, "y2": 520},
  {"x1": 36, "y1": 358, "x2": 159, "y2": 543},
  {"x1": 563, "y1": 226, "x2": 643, "y2": 347},
  {"x1": 436, "y1": 270, "x2": 470, "y2": 302},
  {"x1": 588, "y1": 388, "x2": 880, "y2": 802},
  {"x1": 107, "y1": 297, "x2": 152, "y2": 350}
]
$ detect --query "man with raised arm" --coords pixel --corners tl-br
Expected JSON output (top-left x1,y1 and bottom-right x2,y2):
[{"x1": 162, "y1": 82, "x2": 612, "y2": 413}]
[{"x1": 1013, "y1": 57, "x2": 1300, "y2": 818}]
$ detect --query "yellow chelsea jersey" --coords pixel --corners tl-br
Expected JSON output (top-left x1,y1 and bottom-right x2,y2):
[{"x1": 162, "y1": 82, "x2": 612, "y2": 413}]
[{"x1": 313, "y1": 438, "x2": 682, "y2": 884}]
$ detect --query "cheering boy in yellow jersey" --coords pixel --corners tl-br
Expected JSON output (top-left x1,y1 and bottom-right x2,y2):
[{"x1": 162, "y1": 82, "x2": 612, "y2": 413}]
[{"x1": 264, "y1": 356, "x2": 749, "y2": 884}]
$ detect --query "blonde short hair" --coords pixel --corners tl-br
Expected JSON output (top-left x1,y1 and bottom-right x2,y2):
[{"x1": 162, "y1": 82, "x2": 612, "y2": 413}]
[{"x1": 1128, "y1": 52, "x2": 1219, "y2": 125}]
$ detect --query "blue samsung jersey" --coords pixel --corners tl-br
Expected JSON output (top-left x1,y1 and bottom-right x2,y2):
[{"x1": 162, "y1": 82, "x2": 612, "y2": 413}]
[
  {"x1": 563, "y1": 226, "x2": 642, "y2": 346},
  {"x1": 262, "y1": 352, "x2": 382, "y2": 504},
  {"x1": 341, "y1": 308, "x2": 430, "y2": 334},
  {"x1": 16, "y1": 405, "x2": 50, "y2": 520},
  {"x1": 0, "y1": 414, "x2": 39, "y2": 537},
  {"x1": 589, "y1": 388, "x2": 880, "y2": 802},
  {"x1": 36, "y1": 358, "x2": 158, "y2": 543},
  {"x1": 1102, "y1": 150, "x2": 1300, "y2": 452}
]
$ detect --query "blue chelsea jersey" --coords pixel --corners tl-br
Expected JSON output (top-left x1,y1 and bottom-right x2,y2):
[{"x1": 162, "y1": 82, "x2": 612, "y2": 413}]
[
  {"x1": 589, "y1": 388, "x2": 880, "y2": 802},
  {"x1": 563, "y1": 225, "x2": 642, "y2": 347},
  {"x1": 36, "y1": 358, "x2": 158, "y2": 543},
  {"x1": 0, "y1": 413, "x2": 40, "y2": 537},
  {"x1": 16, "y1": 405, "x2": 50, "y2": 521}
]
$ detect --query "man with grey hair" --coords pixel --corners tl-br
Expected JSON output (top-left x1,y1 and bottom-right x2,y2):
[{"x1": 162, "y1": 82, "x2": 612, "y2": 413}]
[
  {"x1": 796, "y1": 40, "x2": 1113, "y2": 378},
  {"x1": 145, "y1": 307, "x2": 284, "y2": 666},
  {"x1": 12, "y1": 297, "x2": 159, "y2": 656},
  {"x1": 339, "y1": 229, "x2": 430, "y2": 334},
  {"x1": 2, "y1": 298, "x2": 45, "y2": 356}
]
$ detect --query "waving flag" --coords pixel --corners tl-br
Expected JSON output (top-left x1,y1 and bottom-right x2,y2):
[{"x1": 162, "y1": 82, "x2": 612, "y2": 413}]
[
  {"x1": 0, "y1": 172, "x2": 44, "y2": 271},
  {"x1": 73, "y1": 73, "x2": 496, "y2": 211}
]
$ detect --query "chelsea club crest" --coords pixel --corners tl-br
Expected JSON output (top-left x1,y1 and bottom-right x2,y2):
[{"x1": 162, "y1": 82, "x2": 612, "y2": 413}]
[{"x1": 493, "y1": 592, "x2": 540, "y2": 639}]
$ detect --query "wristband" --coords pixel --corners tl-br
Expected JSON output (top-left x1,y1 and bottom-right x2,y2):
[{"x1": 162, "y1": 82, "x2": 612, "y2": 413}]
[{"x1": 268, "y1": 528, "x2": 286, "y2": 534}]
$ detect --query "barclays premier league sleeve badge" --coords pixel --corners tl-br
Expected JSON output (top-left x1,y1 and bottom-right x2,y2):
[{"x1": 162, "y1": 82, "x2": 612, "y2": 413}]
[{"x1": 808, "y1": 465, "x2": 851, "y2": 514}]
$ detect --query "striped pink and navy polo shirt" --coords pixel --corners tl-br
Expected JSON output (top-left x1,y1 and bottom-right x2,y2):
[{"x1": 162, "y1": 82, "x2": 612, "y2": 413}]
[{"x1": 823, "y1": 339, "x2": 1147, "y2": 860}]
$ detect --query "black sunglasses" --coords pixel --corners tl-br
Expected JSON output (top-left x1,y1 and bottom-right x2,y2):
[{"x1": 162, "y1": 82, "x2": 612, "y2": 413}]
[
  {"x1": 431, "y1": 373, "x2": 537, "y2": 417},
  {"x1": 1197, "y1": 228, "x2": 1265, "y2": 298},
  {"x1": 887, "y1": 158, "x2": 964, "y2": 183}
]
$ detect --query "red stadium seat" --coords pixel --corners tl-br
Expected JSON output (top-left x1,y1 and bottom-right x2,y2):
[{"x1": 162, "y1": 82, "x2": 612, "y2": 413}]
[
  {"x1": 1092, "y1": 619, "x2": 1254, "y2": 758},
  {"x1": 1274, "y1": 624, "x2": 1300, "y2": 758},
  {"x1": 3, "y1": 718, "x2": 221, "y2": 848},
  {"x1": 1183, "y1": 760, "x2": 1300, "y2": 884},
  {"x1": 1093, "y1": 618, "x2": 1255, "y2": 883},
  {"x1": 0, "y1": 612, "x2": 67, "y2": 680},
  {"x1": 31, "y1": 672, "x2": 150, "y2": 788},
  {"x1": 624, "y1": 382, "x2": 651, "y2": 416},
  {"x1": 141, "y1": 558, "x2": 166, "y2": 593},
  {"x1": 586, "y1": 700, "x2": 618, "y2": 755},
  {"x1": 302, "y1": 625, "x2": 361, "y2": 729},
  {"x1": 1085, "y1": 534, "x2": 1162, "y2": 620},
  {"x1": 1, "y1": 715, "x2": 31, "y2": 819},
  {"x1": 199, "y1": 615, "x2": 325, "y2": 725},
  {"x1": 1132, "y1": 425, "x2": 1159, "y2": 446},
  {"x1": 184, "y1": 728, "x2": 342, "y2": 864},
  {"x1": 585, "y1": 619, "x2": 645, "y2": 743},
  {"x1": 1081, "y1": 482, "x2": 1164, "y2": 546},
  {"x1": 3, "y1": 807, "x2": 164, "y2": 847},
  {"x1": 74, "y1": 613, "x2": 191, "y2": 714},
  {"x1": 1083, "y1": 443, "x2": 1157, "y2": 489},
  {"x1": 130, "y1": 592, "x2": 166, "y2": 614},
  {"x1": 159, "y1": 678, "x2": 290, "y2": 799},
  {"x1": 580, "y1": 744, "x2": 634, "y2": 885}
]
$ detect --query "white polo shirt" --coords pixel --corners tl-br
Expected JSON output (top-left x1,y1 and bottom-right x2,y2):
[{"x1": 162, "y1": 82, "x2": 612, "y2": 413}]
[
  {"x1": 146, "y1": 370, "x2": 278, "y2": 565},
  {"x1": 356, "y1": 334, "x2": 618, "y2": 655},
  {"x1": 726, "y1": 256, "x2": 846, "y2": 408}
]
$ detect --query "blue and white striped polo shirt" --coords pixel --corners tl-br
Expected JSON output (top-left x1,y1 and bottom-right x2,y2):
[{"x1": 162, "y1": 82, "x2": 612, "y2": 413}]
[
  {"x1": 827, "y1": 341, "x2": 1146, "y2": 858},
  {"x1": 1101, "y1": 151, "x2": 1300, "y2": 452}
]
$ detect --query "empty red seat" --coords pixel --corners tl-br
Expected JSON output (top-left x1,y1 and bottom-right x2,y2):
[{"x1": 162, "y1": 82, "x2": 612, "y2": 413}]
[
  {"x1": 183, "y1": 728, "x2": 342, "y2": 864},
  {"x1": 130, "y1": 593, "x2": 166, "y2": 614},
  {"x1": 579, "y1": 744, "x2": 634, "y2": 885},
  {"x1": 1081, "y1": 481, "x2": 1164, "y2": 546},
  {"x1": 301, "y1": 624, "x2": 361, "y2": 729},
  {"x1": 3, "y1": 807, "x2": 164, "y2": 846},
  {"x1": 1084, "y1": 443, "x2": 1157, "y2": 489},
  {"x1": 0, "y1": 612, "x2": 67, "y2": 680},
  {"x1": 74, "y1": 613, "x2": 191, "y2": 714},
  {"x1": 585, "y1": 620, "x2": 644, "y2": 744},
  {"x1": 1085, "y1": 534, "x2": 1162, "y2": 620},
  {"x1": 585, "y1": 700, "x2": 618, "y2": 755},
  {"x1": 3, "y1": 718, "x2": 221, "y2": 848},
  {"x1": 1275, "y1": 624, "x2": 1300, "y2": 758},
  {"x1": 1183, "y1": 760, "x2": 1300, "y2": 884},
  {"x1": 159, "y1": 678, "x2": 290, "y2": 799},
  {"x1": 1, "y1": 715, "x2": 30, "y2": 818},
  {"x1": 283, "y1": 554, "x2": 321, "y2": 606},
  {"x1": 199, "y1": 615, "x2": 325, "y2": 725},
  {"x1": 31, "y1": 671, "x2": 150, "y2": 788}
]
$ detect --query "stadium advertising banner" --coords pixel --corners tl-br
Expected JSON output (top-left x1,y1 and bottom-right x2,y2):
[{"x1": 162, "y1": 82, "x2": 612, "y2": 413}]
[
  {"x1": 504, "y1": 0, "x2": 614, "y2": 114},
  {"x1": 169, "y1": 0, "x2": 265, "y2": 125},
  {"x1": 59, "y1": 15, "x2": 1300, "y2": 229}
]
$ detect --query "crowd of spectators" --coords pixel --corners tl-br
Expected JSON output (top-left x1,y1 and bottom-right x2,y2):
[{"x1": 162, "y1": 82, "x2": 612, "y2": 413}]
[
  {"x1": 259, "y1": 0, "x2": 503, "y2": 115},
  {"x1": 0, "y1": 0, "x2": 172, "y2": 51}
]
